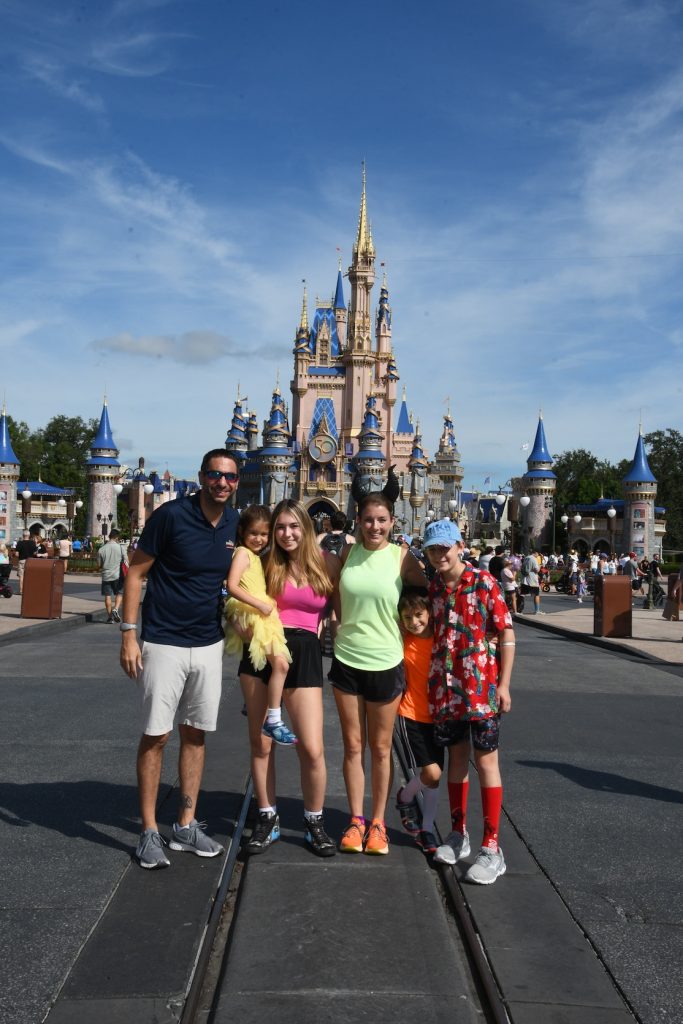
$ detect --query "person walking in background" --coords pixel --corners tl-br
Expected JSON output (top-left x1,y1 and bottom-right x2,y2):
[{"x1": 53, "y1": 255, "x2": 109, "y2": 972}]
[
  {"x1": 58, "y1": 534, "x2": 71, "y2": 570},
  {"x1": 98, "y1": 528, "x2": 126, "y2": 624},
  {"x1": 422, "y1": 519, "x2": 515, "y2": 884},
  {"x1": 15, "y1": 530, "x2": 36, "y2": 595},
  {"x1": 521, "y1": 550, "x2": 542, "y2": 614},
  {"x1": 119, "y1": 449, "x2": 240, "y2": 870}
]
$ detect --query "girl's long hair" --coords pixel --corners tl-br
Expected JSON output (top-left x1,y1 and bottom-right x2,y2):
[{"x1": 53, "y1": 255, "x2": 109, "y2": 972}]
[
  {"x1": 264, "y1": 499, "x2": 333, "y2": 597},
  {"x1": 236, "y1": 504, "x2": 271, "y2": 547}
]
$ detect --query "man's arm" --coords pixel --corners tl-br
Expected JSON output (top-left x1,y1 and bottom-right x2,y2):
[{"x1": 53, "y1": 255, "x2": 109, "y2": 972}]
[{"x1": 119, "y1": 548, "x2": 156, "y2": 679}]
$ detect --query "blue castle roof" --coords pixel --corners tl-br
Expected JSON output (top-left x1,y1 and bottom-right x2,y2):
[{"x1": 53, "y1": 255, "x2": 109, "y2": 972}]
[
  {"x1": 334, "y1": 270, "x2": 346, "y2": 310},
  {"x1": 395, "y1": 396, "x2": 412, "y2": 434},
  {"x1": 622, "y1": 433, "x2": 656, "y2": 484},
  {"x1": 528, "y1": 416, "x2": 552, "y2": 464},
  {"x1": 18, "y1": 481, "x2": 74, "y2": 496},
  {"x1": 0, "y1": 411, "x2": 19, "y2": 464},
  {"x1": 91, "y1": 402, "x2": 117, "y2": 452}
]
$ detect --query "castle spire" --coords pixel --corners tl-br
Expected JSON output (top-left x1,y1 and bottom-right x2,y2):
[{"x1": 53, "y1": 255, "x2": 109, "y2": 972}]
[
  {"x1": 0, "y1": 406, "x2": 19, "y2": 465},
  {"x1": 299, "y1": 280, "x2": 309, "y2": 332},
  {"x1": 353, "y1": 162, "x2": 376, "y2": 261}
]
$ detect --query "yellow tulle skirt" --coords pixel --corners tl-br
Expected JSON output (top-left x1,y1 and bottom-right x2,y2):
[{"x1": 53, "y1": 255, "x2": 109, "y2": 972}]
[{"x1": 224, "y1": 597, "x2": 292, "y2": 671}]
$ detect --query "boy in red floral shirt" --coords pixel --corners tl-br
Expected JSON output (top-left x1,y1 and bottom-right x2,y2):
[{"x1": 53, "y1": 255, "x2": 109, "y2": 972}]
[{"x1": 423, "y1": 519, "x2": 515, "y2": 884}]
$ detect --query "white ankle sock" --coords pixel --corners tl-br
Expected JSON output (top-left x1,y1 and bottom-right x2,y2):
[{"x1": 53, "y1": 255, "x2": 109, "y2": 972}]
[{"x1": 266, "y1": 707, "x2": 282, "y2": 725}]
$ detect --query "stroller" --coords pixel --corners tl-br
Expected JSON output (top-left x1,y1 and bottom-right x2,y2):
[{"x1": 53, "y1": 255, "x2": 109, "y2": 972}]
[{"x1": 0, "y1": 563, "x2": 13, "y2": 599}]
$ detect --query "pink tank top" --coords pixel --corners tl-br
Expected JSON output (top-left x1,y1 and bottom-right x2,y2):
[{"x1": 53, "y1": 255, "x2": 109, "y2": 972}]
[{"x1": 276, "y1": 580, "x2": 329, "y2": 632}]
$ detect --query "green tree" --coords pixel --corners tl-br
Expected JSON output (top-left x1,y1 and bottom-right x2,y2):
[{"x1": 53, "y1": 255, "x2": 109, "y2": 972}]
[{"x1": 644, "y1": 429, "x2": 683, "y2": 549}]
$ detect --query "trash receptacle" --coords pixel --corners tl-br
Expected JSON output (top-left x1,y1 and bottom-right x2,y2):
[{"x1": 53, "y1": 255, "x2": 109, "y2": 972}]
[
  {"x1": 667, "y1": 573, "x2": 683, "y2": 605},
  {"x1": 21, "y1": 558, "x2": 65, "y2": 619},
  {"x1": 593, "y1": 575, "x2": 632, "y2": 638}
]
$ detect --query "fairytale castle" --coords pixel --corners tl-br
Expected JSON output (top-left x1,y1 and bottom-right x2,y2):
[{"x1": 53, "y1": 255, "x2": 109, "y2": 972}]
[
  {"x1": 222, "y1": 170, "x2": 464, "y2": 534},
  {"x1": 0, "y1": 173, "x2": 666, "y2": 556}
]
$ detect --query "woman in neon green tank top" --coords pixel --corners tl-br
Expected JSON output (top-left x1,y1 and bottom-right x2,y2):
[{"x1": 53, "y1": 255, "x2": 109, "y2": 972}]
[{"x1": 330, "y1": 493, "x2": 427, "y2": 855}]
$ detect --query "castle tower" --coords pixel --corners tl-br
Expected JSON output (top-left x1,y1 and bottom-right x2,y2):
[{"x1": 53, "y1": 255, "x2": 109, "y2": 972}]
[
  {"x1": 225, "y1": 389, "x2": 249, "y2": 465},
  {"x1": 258, "y1": 384, "x2": 293, "y2": 507},
  {"x1": 408, "y1": 423, "x2": 430, "y2": 531},
  {"x1": 622, "y1": 430, "x2": 657, "y2": 558},
  {"x1": 352, "y1": 395, "x2": 386, "y2": 502},
  {"x1": 342, "y1": 166, "x2": 377, "y2": 438},
  {"x1": 518, "y1": 414, "x2": 556, "y2": 552},
  {"x1": 87, "y1": 399, "x2": 121, "y2": 537},
  {"x1": 432, "y1": 408, "x2": 464, "y2": 517},
  {"x1": 0, "y1": 404, "x2": 21, "y2": 544},
  {"x1": 247, "y1": 411, "x2": 259, "y2": 452},
  {"x1": 333, "y1": 266, "x2": 347, "y2": 350}
]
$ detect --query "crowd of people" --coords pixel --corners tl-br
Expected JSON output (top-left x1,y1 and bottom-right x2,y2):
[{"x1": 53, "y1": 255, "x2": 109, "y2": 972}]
[{"x1": 118, "y1": 451, "x2": 515, "y2": 886}]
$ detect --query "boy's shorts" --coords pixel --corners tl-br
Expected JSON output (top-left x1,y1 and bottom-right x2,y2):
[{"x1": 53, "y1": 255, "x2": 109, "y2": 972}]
[
  {"x1": 396, "y1": 714, "x2": 444, "y2": 771},
  {"x1": 434, "y1": 714, "x2": 501, "y2": 752}
]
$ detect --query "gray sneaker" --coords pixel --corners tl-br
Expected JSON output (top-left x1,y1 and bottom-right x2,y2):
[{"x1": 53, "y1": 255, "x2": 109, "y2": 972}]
[
  {"x1": 465, "y1": 846, "x2": 506, "y2": 885},
  {"x1": 168, "y1": 819, "x2": 224, "y2": 858},
  {"x1": 136, "y1": 828, "x2": 170, "y2": 870},
  {"x1": 433, "y1": 829, "x2": 471, "y2": 866}
]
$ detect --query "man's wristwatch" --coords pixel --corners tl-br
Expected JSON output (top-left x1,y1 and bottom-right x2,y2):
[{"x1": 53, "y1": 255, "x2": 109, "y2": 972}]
[{"x1": 119, "y1": 623, "x2": 138, "y2": 632}]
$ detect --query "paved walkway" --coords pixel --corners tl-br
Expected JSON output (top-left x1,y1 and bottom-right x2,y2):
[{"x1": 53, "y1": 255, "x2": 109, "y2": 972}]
[
  {"x1": 514, "y1": 587, "x2": 683, "y2": 665},
  {"x1": 0, "y1": 572, "x2": 108, "y2": 640}
]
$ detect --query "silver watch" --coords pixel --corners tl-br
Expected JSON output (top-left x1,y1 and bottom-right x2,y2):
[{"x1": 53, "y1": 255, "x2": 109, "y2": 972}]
[{"x1": 119, "y1": 623, "x2": 138, "y2": 632}]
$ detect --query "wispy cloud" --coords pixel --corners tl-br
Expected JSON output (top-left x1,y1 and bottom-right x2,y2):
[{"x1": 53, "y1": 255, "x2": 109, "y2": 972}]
[
  {"x1": 24, "y1": 56, "x2": 104, "y2": 113},
  {"x1": 90, "y1": 329, "x2": 272, "y2": 365},
  {"x1": 91, "y1": 32, "x2": 184, "y2": 77}
]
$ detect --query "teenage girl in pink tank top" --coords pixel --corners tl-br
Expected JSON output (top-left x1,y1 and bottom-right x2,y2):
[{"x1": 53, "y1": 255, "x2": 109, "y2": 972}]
[{"x1": 239, "y1": 499, "x2": 339, "y2": 858}]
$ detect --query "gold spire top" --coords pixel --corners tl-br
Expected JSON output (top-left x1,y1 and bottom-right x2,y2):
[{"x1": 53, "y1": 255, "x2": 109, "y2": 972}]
[
  {"x1": 103, "y1": 393, "x2": 107, "y2": 406},
  {"x1": 354, "y1": 162, "x2": 376, "y2": 259},
  {"x1": 274, "y1": 368, "x2": 281, "y2": 395},
  {"x1": 299, "y1": 280, "x2": 308, "y2": 332},
  {"x1": 402, "y1": 385, "x2": 407, "y2": 401}
]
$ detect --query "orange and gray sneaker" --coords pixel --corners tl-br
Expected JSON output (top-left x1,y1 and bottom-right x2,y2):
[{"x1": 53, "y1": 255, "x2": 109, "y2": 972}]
[
  {"x1": 339, "y1": 816, "x2": 366, "y2": 853},
  {"x1": 363, "y1": 819, "x2": 389, "y2": 856}
]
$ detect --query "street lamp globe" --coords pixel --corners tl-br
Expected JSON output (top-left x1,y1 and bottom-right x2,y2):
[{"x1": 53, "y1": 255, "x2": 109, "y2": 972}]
[
  {"x1": 560, "y1": 514, "x2": 568, "y2": 525},
  {"x1": 448, "y1": 498, "x2": 458, "y2": 514},
  {"x1": 495, "y1": 493, "x2": 506, "y2": 506},
  {"x1": 143, "y1": 483, "x2": 154, "y2": 495},
  {"x1": 113, "y1": 483, "x2": 123, "y2": 496},
  {"x1": 57, "y1": 497, "x2": 66, "y2": 507},
  {"x1": 519, "y1": 495, "x2": 530, "y2": 508},
  {"x1": 22, "y1": 489, "x2": 32, "y2": 500},
  {"x1": 607, "y1": 506, "x2": 617, "y2": 519},
  {"x1": 573, "y1": 513, "x2": 582, "y2": 524},
  {"x1": 75, "y1": 499, "x2": 83, "y2": 510}
]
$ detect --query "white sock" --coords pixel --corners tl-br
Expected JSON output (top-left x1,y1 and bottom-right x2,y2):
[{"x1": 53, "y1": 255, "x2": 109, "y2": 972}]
[
  {"x1": 421, "y1": 787, "x2": 439, "y2": 833},
  {"x1": 266, "y1": 707, "x2": 282, "y2": 725},
  {"x1": 259, "y1": 806, "x2": 277, "y2": 817},
  {"x1": 304, "y1": 809, "x2": 323, "y2": 821},
  {"x1": 399, "y1": 774, "x2": 421, "y2": 803}
]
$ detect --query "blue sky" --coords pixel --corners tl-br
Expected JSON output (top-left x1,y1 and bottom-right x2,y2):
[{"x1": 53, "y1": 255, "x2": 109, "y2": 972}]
[{"x1": 2, "y1": 0, "x2": 682, "y2": 487}]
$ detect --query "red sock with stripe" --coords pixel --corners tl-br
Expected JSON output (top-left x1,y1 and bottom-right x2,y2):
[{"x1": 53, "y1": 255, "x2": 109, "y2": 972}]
[
  {"x1": 481, "y1": 786, "x2": 503, "y2": 851},
  {"x1": 448, "y1": 780, "x2": 469, "y2": 834}
]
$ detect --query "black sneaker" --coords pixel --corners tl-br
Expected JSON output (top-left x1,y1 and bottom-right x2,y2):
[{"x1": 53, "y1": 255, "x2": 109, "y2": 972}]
[
  {"x1": 246, "y1": 811, "x2": 280, "y2": 855},
  {"x1": 304, "y1": 814, "x2": 336, "y2": 858},
  {"x1": 416, "y1": 830, "x2": 439, "y2": 854},
  {"x1": 111, "y1": 608, "x2": 121, "y2": 623},
  {"x1": 396, "y1": 786, "x2": 422, "y2": 835}
]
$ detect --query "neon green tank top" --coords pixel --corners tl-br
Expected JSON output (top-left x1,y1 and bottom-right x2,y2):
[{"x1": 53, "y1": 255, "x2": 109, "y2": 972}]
[{"x1": 334, "y1": 542, "x2": 403, "y2": 670}]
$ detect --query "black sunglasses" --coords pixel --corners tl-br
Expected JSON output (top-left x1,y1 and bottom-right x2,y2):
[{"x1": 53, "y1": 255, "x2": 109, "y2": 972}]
[{"x1": 204, "y1": 470, "x2": 239, "y2": 483}]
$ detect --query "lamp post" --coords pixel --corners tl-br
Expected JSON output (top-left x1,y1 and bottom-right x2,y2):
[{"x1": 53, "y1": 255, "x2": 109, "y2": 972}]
[
  {"x1": 607, "y1": 506, "x2": 617, "y2": 557},
  {"x1": 519, "y1": 494, "x2": 530, "y2": 553},
  {"x1": 21, "y1": 488, "x2": 32, "y2": 531},
  {"x1": 448, "y1": 498, "x2": 458, "y2": 521},
  {"x1": 96, "y1": 512, "x2": 114, "y2": 537}
]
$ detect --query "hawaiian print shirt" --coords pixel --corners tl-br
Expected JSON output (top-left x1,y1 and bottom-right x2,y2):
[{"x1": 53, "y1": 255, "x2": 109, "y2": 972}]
[{"x1": 428, "y1": 567, "x2": 513, "y2": 723}]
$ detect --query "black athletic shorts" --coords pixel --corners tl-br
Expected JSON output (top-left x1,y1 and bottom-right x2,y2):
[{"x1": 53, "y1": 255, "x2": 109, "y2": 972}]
[
  {"x1": 433, "y1": 714, "x2": 501, "y2": 752},
  {"x1": 396, "y1": 715, "x2": 444, "y2": 770},
  {"x1": 328, "y1": 657, "x2": 405, "y2": 702},
  {"x1": 238, "y1": 628, "x2": 323, "y2": 689}
]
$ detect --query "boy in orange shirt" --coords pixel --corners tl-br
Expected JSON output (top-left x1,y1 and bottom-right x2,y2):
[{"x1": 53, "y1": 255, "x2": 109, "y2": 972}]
[{"x1": 394, "y1": 588, "x2": 443, "y2": 854}]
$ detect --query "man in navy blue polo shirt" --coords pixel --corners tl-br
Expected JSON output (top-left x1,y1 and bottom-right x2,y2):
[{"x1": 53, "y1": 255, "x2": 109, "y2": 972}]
[{"x1": 120, "y1": 449, "x2": 240, "y2": 869}]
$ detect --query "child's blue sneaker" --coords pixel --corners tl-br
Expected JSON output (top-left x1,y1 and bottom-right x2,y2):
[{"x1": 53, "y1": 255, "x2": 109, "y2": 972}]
[{"x1": 262, "y1": 721, "x2": 298, "y2": 745}]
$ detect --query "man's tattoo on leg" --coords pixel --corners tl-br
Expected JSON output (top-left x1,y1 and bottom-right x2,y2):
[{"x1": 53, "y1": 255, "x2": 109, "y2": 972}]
[{"x1": 180, "y1": 793, "x2": 193, "y2": 810}]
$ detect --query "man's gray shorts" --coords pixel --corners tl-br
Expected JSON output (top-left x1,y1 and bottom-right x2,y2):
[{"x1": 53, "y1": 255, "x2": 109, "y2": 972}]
[{"x1": 138, "y1": 639, "x2": 224, "y2": 735}]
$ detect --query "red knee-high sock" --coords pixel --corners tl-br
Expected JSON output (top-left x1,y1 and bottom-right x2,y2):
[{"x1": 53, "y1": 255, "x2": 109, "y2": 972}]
[
  {"x1": 448, "y1": 780, "x2": 469, "y2": 834},
  {"x1": 481, "y1": 786, "x2": 503, "y2": 851}
]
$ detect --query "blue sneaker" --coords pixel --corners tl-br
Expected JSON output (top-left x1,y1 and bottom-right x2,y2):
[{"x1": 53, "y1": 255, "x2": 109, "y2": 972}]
[
  {"x1": 262, "y1": 721, "x2": 298, "y2": 745},
  {"x1": 168, "y1": 819, "x2": 224, "y2": 858},
  {"x1": 246, "y1": 812, "x2": 280, "y2": 854}
]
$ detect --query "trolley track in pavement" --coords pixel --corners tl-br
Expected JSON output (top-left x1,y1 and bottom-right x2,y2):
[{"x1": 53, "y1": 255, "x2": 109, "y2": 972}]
[{"x1": 179, "y1": 745, "x2": 511, "y2": 1024}]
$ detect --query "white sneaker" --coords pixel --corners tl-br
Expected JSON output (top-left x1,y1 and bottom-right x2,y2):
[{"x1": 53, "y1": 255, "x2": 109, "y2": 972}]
[
  {"x1": 433, "y1": 829, "x2": 470, "y2": 865},
  {"x1": 465, "y1": 846, "x2": 506, "y2": 885}
]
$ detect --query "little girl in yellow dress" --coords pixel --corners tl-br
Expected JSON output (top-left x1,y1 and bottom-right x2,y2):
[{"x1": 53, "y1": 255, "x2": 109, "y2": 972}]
[{"x1": 224, "y1": 506, "x2": 297, "y2": 745}]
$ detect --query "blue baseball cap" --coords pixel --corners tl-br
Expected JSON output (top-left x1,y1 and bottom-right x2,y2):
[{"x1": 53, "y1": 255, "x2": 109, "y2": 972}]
[{"x1": 423, "y1": 519, "x2": 462, "y2": 548}]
